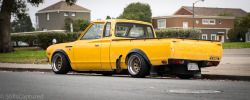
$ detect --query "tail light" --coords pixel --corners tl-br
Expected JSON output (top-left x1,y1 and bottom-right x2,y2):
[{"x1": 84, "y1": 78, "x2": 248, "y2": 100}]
[
  {"x1": 172, "y1": 60, "x2": 183, "y2": 64},
  {"x1": 207, "y1": 62, "x2": 218, "y2": 66}
]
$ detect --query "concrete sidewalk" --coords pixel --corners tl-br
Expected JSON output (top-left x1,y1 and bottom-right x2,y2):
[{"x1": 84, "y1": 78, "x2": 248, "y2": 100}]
[{"x1": 0, "y1": 48, "x2": 250, "y2": 81}]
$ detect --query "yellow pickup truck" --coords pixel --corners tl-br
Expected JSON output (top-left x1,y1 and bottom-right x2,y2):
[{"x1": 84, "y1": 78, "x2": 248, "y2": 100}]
[{"x1": 46, "y1": 19, "x2": 222, "y2": 78}]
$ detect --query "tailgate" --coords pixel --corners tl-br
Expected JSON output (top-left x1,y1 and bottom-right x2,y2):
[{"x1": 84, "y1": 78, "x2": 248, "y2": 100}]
[{"x1": 172, "y1": 39, "x2": 222, "y2": 61}]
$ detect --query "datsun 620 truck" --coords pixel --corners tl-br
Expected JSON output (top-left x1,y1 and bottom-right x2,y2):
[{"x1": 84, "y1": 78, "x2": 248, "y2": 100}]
[{"x1": 46, "y1": 19, "x2": 222, "y2": 78}]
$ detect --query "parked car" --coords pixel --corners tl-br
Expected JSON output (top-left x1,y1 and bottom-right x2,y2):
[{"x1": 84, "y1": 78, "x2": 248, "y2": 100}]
[{"x1": 46, "y1": 19, "x2": 222, "y2": 78}]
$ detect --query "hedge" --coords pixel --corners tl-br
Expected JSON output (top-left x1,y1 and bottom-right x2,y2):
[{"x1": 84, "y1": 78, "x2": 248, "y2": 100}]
[
  {"x1": 11, "y1": 29, "x2": 201, "y2": 50},
  {"x1": 155, "y1": 29, "x2": 201, "y2": 39},
  {"x1": 11, "y1": 32, "x2": 82, "y2": 50},
  {"x1": 37, "y1": 32, "x2": 81, "y2": 49},
  {"x1": 12, "y1": 33, "x2": 37, "y2": 47}
]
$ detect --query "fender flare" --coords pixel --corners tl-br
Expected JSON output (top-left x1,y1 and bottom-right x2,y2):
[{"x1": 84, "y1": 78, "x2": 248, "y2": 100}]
[
  {"x1": 52, "y1": 49, "x2": 71, "y2": 63},
  {"x1": 125, "y1": 49, "x2": 152, "y2": 66}
]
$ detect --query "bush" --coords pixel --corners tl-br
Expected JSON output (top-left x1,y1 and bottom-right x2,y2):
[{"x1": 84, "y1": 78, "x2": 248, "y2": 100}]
[
  {"x1": 228, "y1": 27, "x2": 248, "y2": 42},
  {"x1": 11, "y1": 33, "x2": 36, "y2": 47},
  {"x1": 155, "y1": 29, "x2": 201, "y2": 39},
  {"x1": 73, "y1": 18, "x2": 90, "y2": 32},
  {"x1": 64, "y1": 17, "x2": 90, "y2": 32},
  {"x1": 11, "y1": 32, "x2": 82, "y2": 49},
  {"x1": 37, "y1": 32, "x2": 82, "y2": 49}
]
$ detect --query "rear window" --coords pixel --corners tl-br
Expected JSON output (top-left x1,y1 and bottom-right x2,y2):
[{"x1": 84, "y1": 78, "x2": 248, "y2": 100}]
[{"x1": 115, "y1": 22, "x2": 154, "y2": 38}]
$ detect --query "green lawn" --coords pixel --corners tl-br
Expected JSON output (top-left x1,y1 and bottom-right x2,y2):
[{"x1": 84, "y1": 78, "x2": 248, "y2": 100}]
[
  {"x1": 0, "y1": 47, "x2": 47, "y2": 64},
  {"x1": 222, "y1": 42, "x2": 250, "y2": 49}
]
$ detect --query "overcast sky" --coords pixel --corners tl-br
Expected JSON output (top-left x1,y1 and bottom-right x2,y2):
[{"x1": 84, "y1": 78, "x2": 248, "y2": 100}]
[{"x1": 26, "y1": 0, "x2": 250, "y2": 26}]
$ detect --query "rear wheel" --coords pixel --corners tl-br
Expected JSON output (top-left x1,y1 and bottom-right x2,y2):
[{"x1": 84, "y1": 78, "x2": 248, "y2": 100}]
[
  {"x1": 127, "y1": 54, "x2": 149, "y2": 78},
  {"x1": 52, "y1": 53, "x2": 70, "y2": 74}
]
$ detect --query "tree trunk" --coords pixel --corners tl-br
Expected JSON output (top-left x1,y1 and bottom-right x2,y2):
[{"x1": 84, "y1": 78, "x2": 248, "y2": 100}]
[{"x1": 0, "y1": 0, "x2": 14, "y2": 53}]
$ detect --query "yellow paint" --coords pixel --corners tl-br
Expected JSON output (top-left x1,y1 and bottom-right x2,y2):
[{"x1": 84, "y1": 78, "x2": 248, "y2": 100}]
[{"x1": 46, "y1": 19, "x2": 223, "y2": 71}]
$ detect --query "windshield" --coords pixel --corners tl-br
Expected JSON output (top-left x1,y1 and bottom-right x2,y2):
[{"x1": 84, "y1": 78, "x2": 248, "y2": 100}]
[{"x1": 80, "y1": 23, "x2": 104, "y2": 40}]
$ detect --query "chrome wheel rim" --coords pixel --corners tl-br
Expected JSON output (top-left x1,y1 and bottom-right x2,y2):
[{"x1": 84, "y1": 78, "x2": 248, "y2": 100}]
[
  {"x1": 52, "y1": 55, "x2": 62, "y2": 71},
  {"x1": 128, "y1": 55, "x2": 141, "y2": 75}
]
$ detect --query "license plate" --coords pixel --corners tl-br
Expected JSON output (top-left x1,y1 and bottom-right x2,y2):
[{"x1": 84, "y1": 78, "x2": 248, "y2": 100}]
[{"x1": 187, "y1": 63, "x2": 199, "y2": 70}]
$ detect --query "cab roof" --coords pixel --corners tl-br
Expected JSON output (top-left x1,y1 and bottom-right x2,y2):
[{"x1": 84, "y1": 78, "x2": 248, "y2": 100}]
[{"x1": 92, "y1": 19, "x2": 152, "y2": 25}]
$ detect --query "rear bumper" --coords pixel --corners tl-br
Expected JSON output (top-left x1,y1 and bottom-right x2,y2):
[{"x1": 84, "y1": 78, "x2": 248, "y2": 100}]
[{"x1": 168, "y1": 59, "x2": 220, "y2": 67}]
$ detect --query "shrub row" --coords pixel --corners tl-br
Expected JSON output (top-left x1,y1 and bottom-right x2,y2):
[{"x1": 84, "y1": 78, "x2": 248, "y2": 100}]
[
  {"x1": 155, "y1": 29, "x2": 202, "y2": 39},
  {"x1": 11, "y1": 32, "x2": 82, "y2": 49},
  {"x1": 11, "y1": 29, "x2": 201, "y2": 50},
  {"x1": 11, "y1": 33, "x2": 37, "y2": 47}
]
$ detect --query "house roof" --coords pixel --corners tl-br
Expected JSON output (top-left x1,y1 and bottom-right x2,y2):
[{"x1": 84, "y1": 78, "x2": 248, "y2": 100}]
[
  {"x1": 176, "y1": 6, "x2": 247, "y2": 18},
  {"x1": 37, "y1": 1, "x2": 90, "y2": 13},
  {"x1": 152, "y1": 15, "x2": 235, "y2": 19}
]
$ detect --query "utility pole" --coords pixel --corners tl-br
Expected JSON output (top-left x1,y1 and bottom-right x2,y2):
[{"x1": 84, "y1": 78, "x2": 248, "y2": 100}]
[{"x1": 193, "y1": 0, "x2": 204, "y2": 29}]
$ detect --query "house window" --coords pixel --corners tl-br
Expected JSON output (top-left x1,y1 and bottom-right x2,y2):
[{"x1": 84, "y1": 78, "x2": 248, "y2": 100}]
[
  {"x1": 64, "y1": 12, "x2": 69, "y2": 16},
  {"x1": 202, "y1": 34, "x2": 207, "y2": 40},
  {"x1": 202, "y1": 19, "x2": 216, "y2": 25},
  {"x1": 42, "y1": 28, "x2": 47, "y2": 31},
  {"x1": 202, "y1": 19, "x2": 208, "y2": 24},
  {"x1": 157, "y1": 19, "x2": 166, "y2": 29},
  {"x1": 219, "y1": 20, "x2": 222, "y2": 24},
  {"x1": 46, "y1": 13, "x2": 49, "y2": 20},
  {"x1": 209, "y1": 19, "x2": 215, "y2": 25},
  {"x1": 72, "y1": 12, "x2": 76, "y2": 16},
  {"x1": 211, "y1": 34, "x2": 216, "y2": 40}
]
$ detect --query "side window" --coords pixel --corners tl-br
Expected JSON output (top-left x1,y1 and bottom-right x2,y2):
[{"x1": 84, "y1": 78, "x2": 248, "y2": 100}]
[
  {"x1": 115, "y1": 22, "x2": 154, "y2": 38},
  {"x1": 147, "y1": 26, "x2": 154, "y2": 38},
  {"x1": 128, "y1": 25, "x2": 145, "y2": 38},
  {"x1": 80, "y1": 23, "x2": 104, "y2": 40},
  {"x1": 115, "y1": 24, "x2": 129, "y2": 37},
  {"x1": 104, "y1": 22, "x2": 111, "y2": 37}
]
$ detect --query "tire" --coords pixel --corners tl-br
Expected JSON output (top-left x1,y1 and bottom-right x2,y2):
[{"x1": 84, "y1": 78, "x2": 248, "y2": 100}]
[
  {"x1": 51, "y1": 53, "x2": 70, "y2": 74},
  {"x1": 127, "y1": 53, "x2": 150, "y2": 78}
]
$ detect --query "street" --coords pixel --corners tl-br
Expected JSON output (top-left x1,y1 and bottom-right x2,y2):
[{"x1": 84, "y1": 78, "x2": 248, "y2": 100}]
[{"x1": 0, "y1": 72, "x2": 249, "y2": 100}]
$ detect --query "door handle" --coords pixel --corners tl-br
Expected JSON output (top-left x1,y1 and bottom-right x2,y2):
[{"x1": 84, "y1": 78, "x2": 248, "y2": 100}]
[{"x1": 95, "y1": 44, "x2": 99, "y2": 47}]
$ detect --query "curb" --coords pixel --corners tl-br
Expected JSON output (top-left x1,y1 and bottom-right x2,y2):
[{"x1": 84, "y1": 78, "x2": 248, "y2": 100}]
[
  {"x1": 202, "y1": 74, "x2": 250, "y2": 81},
  {"x1": 0, "y1": 67, "x2": 250, "y2": 81},
  {"x1": 0, "y1": 68, "x2": 52, "y2": 73}
]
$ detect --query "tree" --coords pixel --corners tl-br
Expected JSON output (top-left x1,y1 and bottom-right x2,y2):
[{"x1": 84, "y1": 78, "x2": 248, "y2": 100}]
[
  {"x1": 227, "y1": 13, "x2": 250, "y2": 42},
  {"x1": 0, "y1": 0, "x2": 76, "y2": 53},
  {"x1": 106, "y1": 15, "x2": 111, "y2": 19},
  {"x1": 64, "y1": 17, "x2": 73, "y2": 31},
  {"x1": 228, "y1": 26, "x2": 248, "y2": 42},
  {"x1": 73, "y1": 18, "x2": 90, "y2": 32},
  {"x1": 239, "y1": 12, "x2": 250, "y2": 28},
  {"x1": 11, "y1": 15, "x2": 35, "y2": 32},
  {"x1": 117, "y1": 2, "x2": 152, "y2": 23}
]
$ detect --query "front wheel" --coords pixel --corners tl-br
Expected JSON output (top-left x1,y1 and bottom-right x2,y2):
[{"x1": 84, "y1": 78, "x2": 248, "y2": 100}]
[
  {"x1": 127, "y1": 54, "x2": 150, "y2": 78},
  {"x1": 51, "y1": 53, "x2": 70, "y2": 74}
]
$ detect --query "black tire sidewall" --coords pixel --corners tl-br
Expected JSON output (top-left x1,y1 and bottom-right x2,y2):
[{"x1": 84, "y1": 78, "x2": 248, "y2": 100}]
[
  {"x1": 52, "y1": 53, "x2": 70, "y2": 74},
  {"x1": 128, "y1": 53, "x2": 150, "y2": 78}
]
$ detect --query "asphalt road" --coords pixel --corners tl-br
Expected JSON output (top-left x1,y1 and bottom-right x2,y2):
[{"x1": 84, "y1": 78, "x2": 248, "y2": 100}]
[{"x1": 0, "y1": 72, "x2": 250, "y2": 100}]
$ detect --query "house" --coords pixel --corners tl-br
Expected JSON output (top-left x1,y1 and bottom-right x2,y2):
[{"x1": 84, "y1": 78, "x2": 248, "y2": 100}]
[
  {"x1": 35, "y1": 0, "x2": 91, "y2": 31},
  {"x1": 152, "y1": 6, "x2": 247, "y2": 42}
]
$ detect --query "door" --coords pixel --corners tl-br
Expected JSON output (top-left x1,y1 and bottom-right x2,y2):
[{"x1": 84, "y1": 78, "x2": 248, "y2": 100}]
[
  {"x1": 73, "y1": 23, "x2": 104, "y2": 71},
  {"x1": 217, "y1": 35, "x2": 224, "y2": 43}
]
